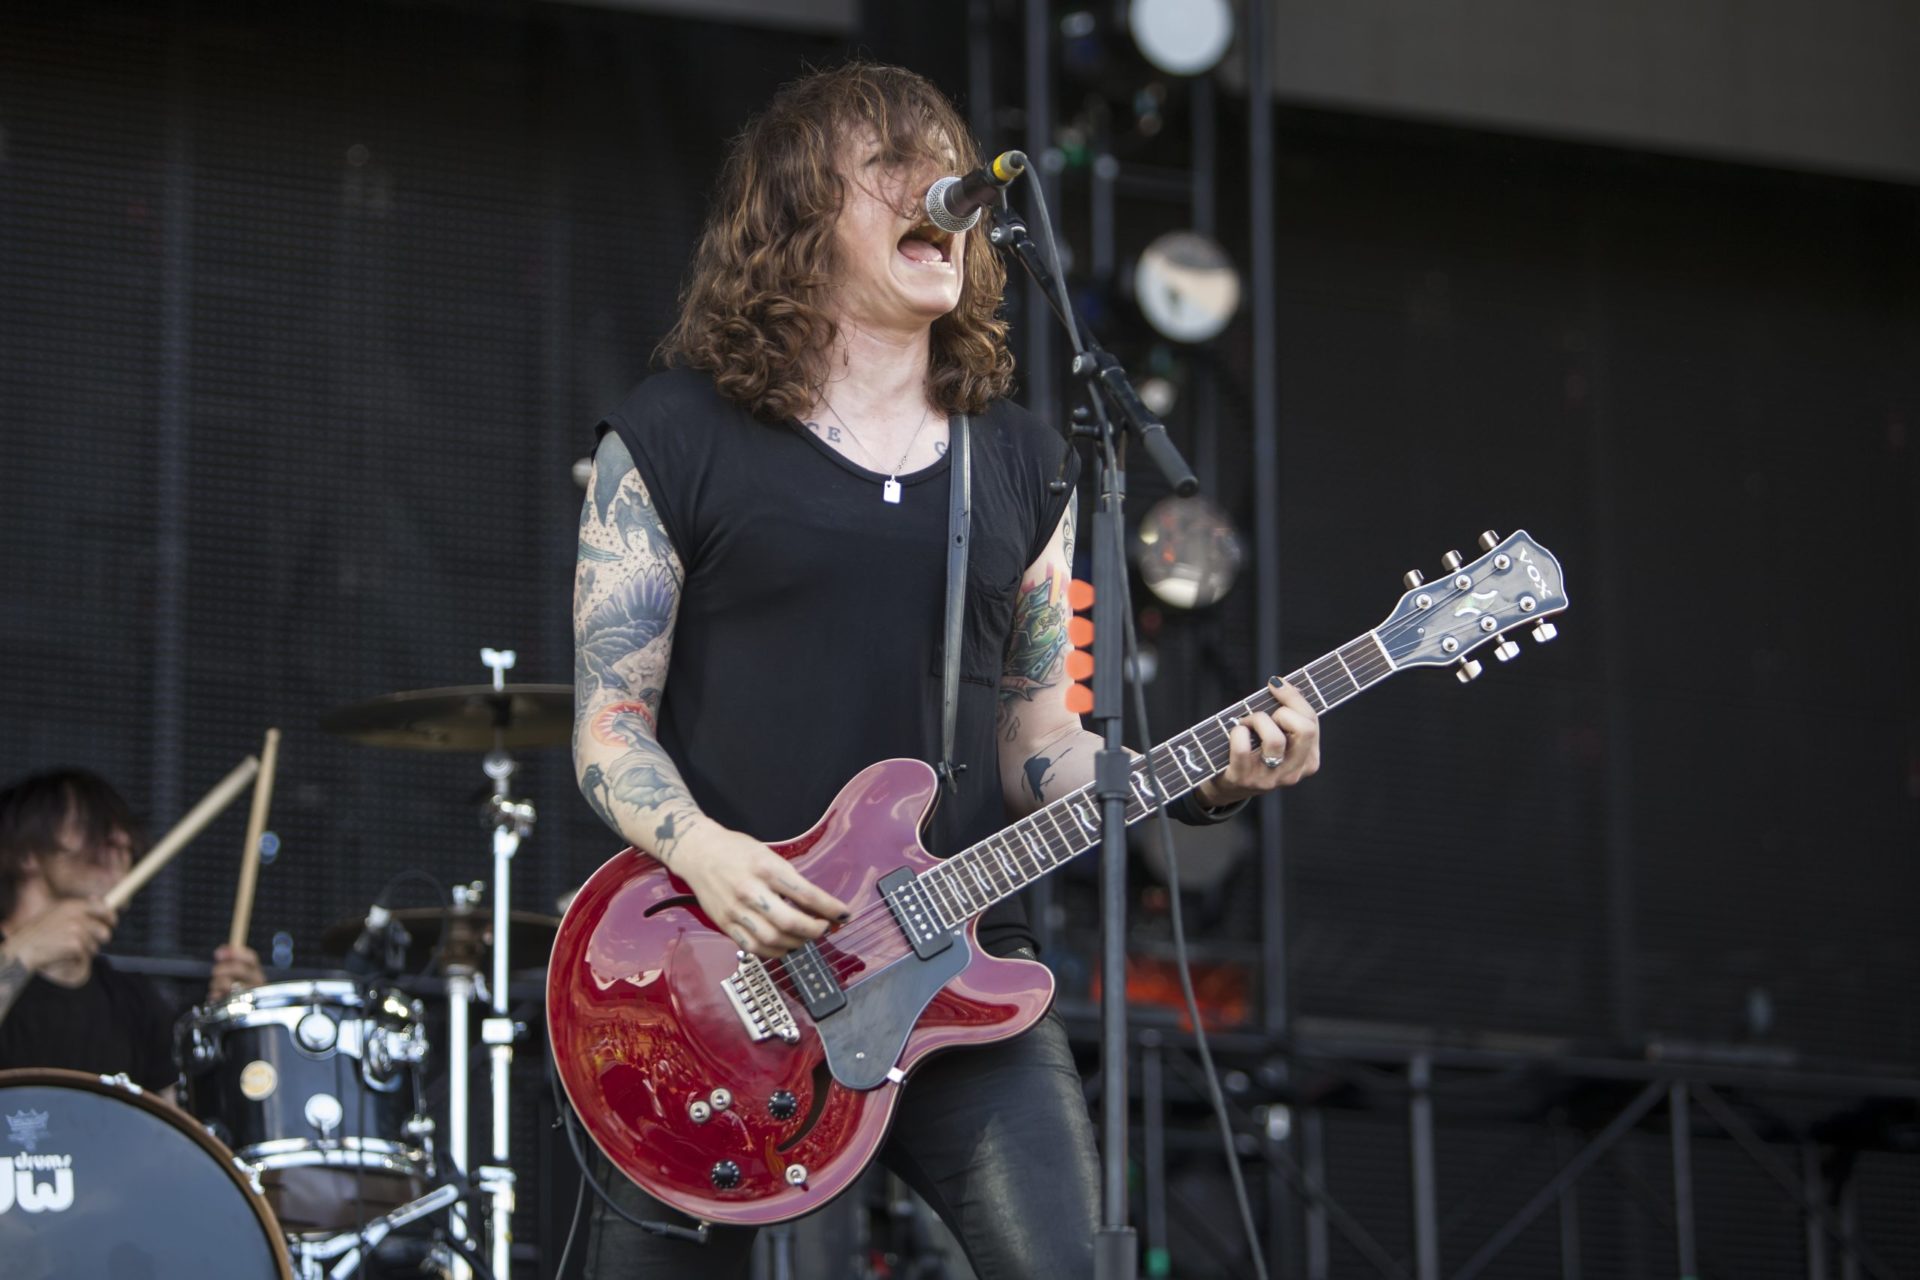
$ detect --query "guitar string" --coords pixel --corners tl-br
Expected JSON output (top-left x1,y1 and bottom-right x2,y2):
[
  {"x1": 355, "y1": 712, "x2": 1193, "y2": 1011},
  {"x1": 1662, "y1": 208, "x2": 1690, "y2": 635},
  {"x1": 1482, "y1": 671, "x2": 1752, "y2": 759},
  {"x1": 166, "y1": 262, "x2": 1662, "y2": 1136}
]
[
  {"x1": 749, "y1": 677, "x2": 1350, "y2": 994},
  {"x1": 750, "y1": 585, "x2": 1554, "y2": 989},
  {"x1": 741, "y1": 578, "x2": 1560, "y2": 994}
]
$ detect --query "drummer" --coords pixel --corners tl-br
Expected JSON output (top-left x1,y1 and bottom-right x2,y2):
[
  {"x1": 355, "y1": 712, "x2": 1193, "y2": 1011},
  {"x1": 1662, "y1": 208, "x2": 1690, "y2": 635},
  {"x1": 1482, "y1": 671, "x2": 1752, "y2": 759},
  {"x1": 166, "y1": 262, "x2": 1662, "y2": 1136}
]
[{"x1": 0, "y1": 768, "x2": 264, "y2": 1094}]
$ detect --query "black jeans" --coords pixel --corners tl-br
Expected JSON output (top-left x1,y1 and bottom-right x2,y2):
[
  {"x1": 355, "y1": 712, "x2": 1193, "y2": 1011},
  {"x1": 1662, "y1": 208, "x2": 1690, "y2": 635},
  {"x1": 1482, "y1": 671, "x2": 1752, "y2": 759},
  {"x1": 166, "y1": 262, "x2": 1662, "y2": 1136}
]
[{"x1": 580, "y1": 1004, "x2": 1100, "y2": 1280}]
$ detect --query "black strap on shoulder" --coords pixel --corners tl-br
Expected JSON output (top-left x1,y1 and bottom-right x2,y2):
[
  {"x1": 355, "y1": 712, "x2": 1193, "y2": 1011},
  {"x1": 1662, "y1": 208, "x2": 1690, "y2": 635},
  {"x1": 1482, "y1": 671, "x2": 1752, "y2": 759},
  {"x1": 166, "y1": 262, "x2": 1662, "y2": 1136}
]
[{"x1": 936, "y1": 414, "x2": 971, "y2": 794}]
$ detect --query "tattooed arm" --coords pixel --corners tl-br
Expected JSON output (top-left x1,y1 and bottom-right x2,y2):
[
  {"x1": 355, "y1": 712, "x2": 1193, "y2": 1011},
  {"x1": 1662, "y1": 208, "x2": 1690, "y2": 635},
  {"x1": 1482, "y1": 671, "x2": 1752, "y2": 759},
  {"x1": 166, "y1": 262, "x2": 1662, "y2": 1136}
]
[
  {"x1": 0, "y1": 898, "x2": 117, "y2": 1025},
  {"x1": 574, "y1": 432, "x2": 847, "y2": 957},
  {"x1": 996, "y1": 492, "x2": 1319, "y2": 814},
  {"x1": 996, "y1": 494, "x2": 1104, "y2": 813}
]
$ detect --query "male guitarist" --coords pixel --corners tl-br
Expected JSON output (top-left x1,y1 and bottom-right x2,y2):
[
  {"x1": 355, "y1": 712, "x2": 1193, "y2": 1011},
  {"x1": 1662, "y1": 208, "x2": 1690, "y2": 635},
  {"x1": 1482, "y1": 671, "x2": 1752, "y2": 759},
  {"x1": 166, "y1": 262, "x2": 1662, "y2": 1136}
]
[{"x1": 571, "y1": 61, "x2": 1321, "y2": 1278}]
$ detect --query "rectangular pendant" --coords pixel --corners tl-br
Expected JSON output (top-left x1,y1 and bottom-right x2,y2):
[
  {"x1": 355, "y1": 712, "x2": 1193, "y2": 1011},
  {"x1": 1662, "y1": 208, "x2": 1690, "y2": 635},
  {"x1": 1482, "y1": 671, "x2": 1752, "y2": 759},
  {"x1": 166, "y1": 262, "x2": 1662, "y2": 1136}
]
[{"x1": 882, "y1": 478, "x2": 902, "y2": 504}]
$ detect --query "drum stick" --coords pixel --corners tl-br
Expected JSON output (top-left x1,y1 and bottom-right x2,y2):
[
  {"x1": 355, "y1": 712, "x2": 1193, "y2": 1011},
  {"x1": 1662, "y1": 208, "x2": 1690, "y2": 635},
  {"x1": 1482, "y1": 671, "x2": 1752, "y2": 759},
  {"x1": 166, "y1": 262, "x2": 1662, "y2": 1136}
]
[
  {"x1": 227, "y1": 728, "x2": 281, "y2": 949},
  {"x1": 104, "y1": 755, "x2": 260, "y2": 911}
]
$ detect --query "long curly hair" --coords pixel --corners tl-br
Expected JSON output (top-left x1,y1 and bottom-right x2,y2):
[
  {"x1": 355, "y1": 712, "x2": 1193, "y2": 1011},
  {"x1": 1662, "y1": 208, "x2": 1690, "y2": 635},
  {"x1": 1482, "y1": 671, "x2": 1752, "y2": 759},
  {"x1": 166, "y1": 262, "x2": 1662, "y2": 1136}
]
[{"x1": 659, "y1": 62, "x2": 1015, "y2": 423}]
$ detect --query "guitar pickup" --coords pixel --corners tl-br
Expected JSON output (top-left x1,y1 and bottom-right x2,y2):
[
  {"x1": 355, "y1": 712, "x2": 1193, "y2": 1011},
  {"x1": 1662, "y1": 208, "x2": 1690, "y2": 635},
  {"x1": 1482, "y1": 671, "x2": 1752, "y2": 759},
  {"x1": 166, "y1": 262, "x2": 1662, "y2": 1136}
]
[
  {"x1": 780, "y1": 942, "x2": 847, "y2": 1020},
  {"x1": 879, "y1": 868, "x2": 954, "y2": 961}
]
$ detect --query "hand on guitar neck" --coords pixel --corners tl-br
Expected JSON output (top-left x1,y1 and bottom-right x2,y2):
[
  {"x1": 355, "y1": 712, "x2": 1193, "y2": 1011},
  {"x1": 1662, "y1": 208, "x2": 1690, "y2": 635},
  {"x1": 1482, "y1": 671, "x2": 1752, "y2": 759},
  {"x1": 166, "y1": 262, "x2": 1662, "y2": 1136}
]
[{"x1": 1190, "y1": 678, "x2": 1322, "y2": 806}]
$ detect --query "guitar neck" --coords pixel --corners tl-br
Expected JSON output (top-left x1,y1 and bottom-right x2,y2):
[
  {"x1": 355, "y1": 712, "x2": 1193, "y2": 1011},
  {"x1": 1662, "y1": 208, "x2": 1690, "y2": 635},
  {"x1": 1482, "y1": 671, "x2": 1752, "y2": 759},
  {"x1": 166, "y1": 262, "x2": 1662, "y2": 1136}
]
[{"x1": 916, "y1": 630, "x2": 1399, "y2": 928}]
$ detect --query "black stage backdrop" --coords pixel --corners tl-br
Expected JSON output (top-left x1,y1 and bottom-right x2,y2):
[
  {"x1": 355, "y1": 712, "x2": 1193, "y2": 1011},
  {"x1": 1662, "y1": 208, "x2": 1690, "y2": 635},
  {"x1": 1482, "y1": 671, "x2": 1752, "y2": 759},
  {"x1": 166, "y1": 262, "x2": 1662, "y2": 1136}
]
[{"x1": 2, "y1": 2, "x2": 1916, "y2": 1277}]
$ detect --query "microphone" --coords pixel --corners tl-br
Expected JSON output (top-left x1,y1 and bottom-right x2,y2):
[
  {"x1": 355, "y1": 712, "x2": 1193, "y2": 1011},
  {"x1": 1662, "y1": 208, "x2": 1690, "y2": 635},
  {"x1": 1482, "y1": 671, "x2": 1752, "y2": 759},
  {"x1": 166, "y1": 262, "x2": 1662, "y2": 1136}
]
[{"x1": 924, "y1": 150, "x2": 1028, "y2": 235}]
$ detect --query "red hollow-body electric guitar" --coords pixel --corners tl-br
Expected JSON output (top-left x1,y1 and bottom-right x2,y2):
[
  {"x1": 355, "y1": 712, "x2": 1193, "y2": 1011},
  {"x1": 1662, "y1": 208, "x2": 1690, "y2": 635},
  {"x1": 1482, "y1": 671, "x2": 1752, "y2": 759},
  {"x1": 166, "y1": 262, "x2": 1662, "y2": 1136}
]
[{"x1": 549, "y1": 530, "x2": 1568, "y2": 1225}]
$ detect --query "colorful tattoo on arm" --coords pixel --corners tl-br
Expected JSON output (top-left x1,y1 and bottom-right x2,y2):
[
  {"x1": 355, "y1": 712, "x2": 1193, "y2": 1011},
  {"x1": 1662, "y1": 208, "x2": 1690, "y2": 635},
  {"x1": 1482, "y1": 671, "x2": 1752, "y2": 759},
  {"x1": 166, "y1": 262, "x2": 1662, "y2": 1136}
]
[
  {"x1": 999, "y1": 568, "x2": 1070, "y2": 706},
  {"x1": 572, "y1": 434, "x2": 702, "y2": 861}
]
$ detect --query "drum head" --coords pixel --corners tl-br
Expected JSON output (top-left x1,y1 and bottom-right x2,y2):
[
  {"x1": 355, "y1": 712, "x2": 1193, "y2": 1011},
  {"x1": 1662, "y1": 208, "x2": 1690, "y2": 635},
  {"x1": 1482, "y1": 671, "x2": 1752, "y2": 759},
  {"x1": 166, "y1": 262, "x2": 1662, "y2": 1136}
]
[{"x1": 0, "y1": 1068, "x2": 292, "y2": 1280}]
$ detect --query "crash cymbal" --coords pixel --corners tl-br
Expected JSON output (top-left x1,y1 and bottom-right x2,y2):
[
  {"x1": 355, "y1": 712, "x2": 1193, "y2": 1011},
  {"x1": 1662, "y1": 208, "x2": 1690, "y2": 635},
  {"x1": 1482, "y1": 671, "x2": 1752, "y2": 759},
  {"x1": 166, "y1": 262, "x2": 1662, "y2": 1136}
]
[
  {"x1": 319, "y1": 684, "x2": 573, "y2": 751},
  {"x1": 321, "y1": 906, "x2": 560, "y2": 973}
]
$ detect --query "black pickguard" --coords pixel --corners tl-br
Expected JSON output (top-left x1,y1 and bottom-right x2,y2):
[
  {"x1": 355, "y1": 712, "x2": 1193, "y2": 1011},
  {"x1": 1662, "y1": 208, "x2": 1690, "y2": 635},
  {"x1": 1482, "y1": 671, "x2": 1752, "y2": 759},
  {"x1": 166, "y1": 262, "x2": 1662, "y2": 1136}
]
[{"x1": 817, "y1": 935, "x2": 971, "y2": 1091}]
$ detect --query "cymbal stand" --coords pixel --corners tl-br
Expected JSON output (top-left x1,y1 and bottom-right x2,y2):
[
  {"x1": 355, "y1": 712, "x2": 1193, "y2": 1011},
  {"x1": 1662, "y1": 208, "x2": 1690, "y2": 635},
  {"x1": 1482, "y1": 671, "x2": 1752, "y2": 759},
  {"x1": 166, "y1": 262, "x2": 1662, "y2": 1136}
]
[
  {"x1": 478, "y1": 646, "x2": 535, "y2": 1280},
  {"x1": 440, "y1": 883, "x2": 484, "y2": 1279}
]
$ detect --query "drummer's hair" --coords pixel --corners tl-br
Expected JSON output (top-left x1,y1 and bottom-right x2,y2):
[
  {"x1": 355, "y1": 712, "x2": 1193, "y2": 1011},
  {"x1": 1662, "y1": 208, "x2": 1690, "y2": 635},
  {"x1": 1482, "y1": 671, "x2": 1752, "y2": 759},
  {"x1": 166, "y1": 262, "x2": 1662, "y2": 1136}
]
[
  {"x1": 658, "y1": 60, "x2": 1014, "y2": 423},
  {"x1": 0, "y1": 769, "x2": 143, "y2": 919}
]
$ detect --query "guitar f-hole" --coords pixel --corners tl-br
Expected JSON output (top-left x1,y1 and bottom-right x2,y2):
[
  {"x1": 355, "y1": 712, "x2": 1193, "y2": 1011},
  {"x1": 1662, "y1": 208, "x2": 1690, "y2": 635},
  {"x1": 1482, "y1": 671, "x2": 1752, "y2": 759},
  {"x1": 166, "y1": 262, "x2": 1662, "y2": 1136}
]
[{"x1": 776, "y1": 1062, "x2": 834, "y2": 1153}]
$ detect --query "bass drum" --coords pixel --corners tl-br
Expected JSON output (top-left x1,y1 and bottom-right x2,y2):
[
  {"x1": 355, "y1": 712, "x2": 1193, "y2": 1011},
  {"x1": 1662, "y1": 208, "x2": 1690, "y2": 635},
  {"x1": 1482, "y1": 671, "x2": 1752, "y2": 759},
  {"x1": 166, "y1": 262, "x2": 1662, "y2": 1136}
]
[{"x1": 0, "y1": 1067, "x2": 292, "y2": 1279}]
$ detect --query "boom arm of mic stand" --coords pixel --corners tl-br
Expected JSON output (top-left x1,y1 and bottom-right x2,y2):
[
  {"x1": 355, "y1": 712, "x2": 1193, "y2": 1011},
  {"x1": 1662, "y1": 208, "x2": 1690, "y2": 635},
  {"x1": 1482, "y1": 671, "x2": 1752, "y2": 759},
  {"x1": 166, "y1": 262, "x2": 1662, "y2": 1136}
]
[{"x1": 987, "y1": 203, "x2": 1197, "y2": 496}]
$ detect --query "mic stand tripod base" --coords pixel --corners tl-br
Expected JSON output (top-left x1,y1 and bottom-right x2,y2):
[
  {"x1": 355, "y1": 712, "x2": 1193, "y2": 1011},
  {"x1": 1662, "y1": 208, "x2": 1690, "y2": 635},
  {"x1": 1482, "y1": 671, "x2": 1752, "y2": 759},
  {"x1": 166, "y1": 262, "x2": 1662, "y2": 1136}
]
[{"x1": 288, "y1": 1182, "x2": 462, "y2": 1279}]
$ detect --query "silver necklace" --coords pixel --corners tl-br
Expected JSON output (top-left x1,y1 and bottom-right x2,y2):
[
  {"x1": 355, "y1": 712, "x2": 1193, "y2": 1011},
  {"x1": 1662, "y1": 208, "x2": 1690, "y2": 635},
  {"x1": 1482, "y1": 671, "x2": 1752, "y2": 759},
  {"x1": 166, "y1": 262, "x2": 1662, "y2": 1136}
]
[{"x1": 821, "y1": 400, "x2": 934, "y2": 504}]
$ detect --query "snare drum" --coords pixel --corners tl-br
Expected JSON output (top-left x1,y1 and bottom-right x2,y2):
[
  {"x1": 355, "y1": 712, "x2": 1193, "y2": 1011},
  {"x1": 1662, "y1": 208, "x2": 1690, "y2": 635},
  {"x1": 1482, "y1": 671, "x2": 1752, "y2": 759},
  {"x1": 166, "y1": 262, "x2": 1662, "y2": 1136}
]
[
  {"x1": 0, "y1": 1067, "x2": 293, "y2": 1279},
  {"x1": 177, "y1": 979, "x2": 433, "y2": 1233}
]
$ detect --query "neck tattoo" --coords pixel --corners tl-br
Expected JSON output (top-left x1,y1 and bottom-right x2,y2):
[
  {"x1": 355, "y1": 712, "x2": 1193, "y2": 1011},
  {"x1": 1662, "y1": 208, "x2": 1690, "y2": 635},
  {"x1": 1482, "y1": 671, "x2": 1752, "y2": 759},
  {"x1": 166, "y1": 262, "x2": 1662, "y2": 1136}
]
[{"x1": 821, "y1": 400, "x2": 935, "y2": 504}]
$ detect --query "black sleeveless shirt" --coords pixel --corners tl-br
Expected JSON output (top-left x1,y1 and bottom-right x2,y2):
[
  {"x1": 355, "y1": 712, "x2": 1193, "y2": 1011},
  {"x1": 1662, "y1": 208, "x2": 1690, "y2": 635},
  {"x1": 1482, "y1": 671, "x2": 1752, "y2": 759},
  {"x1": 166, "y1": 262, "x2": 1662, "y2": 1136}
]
[{"x1": 598, "y1": 370, "x2": 1079, "y2": 955}]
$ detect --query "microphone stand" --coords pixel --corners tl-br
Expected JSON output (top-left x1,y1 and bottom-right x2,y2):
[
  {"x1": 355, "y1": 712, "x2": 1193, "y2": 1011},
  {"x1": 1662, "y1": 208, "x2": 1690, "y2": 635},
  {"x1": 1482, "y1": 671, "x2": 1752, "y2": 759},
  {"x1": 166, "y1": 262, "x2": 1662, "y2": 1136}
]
[{"x1": 988, "y1": 197, "x2": 1197, "y2": 1280}]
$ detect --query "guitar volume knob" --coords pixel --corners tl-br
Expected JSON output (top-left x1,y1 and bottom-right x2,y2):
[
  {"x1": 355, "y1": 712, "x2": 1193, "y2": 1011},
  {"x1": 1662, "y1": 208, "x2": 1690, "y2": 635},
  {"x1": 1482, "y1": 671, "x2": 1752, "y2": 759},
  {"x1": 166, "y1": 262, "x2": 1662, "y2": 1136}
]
[
  {"x1": 768, "y1": 1090, "x2": 798, "y2": 1121},
  {"x1": 711, "y1": 1160, "x2": 742, "y2": 1190}
]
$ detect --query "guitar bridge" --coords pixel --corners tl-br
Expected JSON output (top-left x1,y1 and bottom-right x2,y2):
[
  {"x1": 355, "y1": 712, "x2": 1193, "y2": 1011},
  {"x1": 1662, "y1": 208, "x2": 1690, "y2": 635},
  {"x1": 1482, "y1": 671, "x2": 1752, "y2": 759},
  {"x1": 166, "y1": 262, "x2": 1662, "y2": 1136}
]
[{"x1": 721, "y1": 953, "x2": 800, "y2": 1044}]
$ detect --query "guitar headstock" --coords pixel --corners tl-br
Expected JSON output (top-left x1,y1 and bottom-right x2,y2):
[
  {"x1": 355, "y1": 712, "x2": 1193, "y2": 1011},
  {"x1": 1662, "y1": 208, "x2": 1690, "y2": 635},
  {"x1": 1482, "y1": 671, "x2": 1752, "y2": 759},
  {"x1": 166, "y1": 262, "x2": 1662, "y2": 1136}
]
[{"x1": 1373, "y1": 530, "x2": 1568, "y2": 682}]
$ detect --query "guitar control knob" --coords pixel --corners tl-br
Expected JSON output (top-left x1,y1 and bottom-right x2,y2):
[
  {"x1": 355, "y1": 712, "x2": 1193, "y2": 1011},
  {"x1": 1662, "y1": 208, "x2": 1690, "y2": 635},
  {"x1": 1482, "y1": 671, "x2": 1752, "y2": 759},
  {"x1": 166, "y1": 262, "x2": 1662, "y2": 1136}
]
[
  {"x1": 1493, "y1": 636, "x2": 1521, "y2": 663},
  {"x1": 1441, "y1": 550, "x2": 1464, "y2": 571},
  {"x1": 768, "y1": 1090, "x2": 798, "y2": 1121},
  {"x1": 1454, "y1": 658, "x2": 1484, "y2": 684},
  {"x1": 1477, "y1": 530, "x2": 1501, "y2": 551},
  {"x1": 711, "y1": 1160, "x2": 742, "y2": 1190},
  {"x1": 1532, "y1": 621, "x2": 1558, "y2": 643},
  {"x1": 1402, "y1": 569, "x2": 1425, "y2": 589}
]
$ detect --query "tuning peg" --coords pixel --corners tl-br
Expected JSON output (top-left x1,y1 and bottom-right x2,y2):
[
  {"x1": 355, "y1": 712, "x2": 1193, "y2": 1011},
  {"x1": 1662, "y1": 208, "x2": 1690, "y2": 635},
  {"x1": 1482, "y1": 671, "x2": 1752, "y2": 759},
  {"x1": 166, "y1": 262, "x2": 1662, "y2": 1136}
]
[
  {"x1": 1531, "y1": 621, "x2": 1558, "y2": 643},
  {"x1": 1477, "y1": 530, "x2": 1500, "y2": 551},
  {"x1": 1454, "y1": 657, "x2": 1484, "y2": 684},
  {"x1": 1402, "y1": 569, "x2": 1425, "y2": 589},
  {"x1": 1493, "y1": 634, "x2": 1521, "y2": 662},
  {"x1": 1440, "y1": 550, "x2": 1464, "y2": 571}
]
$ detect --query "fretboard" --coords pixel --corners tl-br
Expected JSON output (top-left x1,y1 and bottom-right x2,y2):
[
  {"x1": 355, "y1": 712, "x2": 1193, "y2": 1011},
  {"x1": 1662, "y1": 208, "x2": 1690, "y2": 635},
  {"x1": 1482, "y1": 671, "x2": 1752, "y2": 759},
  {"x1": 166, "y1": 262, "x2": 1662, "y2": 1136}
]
[{"x1": 909, "y1": 630, "x2": 1397, "y2": 929}]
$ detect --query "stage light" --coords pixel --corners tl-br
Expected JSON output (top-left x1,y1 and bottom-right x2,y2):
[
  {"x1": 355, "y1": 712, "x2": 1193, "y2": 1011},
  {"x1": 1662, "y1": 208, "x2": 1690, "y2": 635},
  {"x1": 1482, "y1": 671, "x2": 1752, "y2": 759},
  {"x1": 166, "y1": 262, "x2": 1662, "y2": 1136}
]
[
  {"x1": 1135, "y1": 494, "x2": 1243, "y2": 609},
  {"x1": 1134, "y1": 230, "x2": 1241, "y2": 343},
  {"x1": 1129, "y1": 0, "x2": 1235, "y2": 77},
  {"x1": 1137, "y1": 375, "x2": 1178, "y2": 417}
]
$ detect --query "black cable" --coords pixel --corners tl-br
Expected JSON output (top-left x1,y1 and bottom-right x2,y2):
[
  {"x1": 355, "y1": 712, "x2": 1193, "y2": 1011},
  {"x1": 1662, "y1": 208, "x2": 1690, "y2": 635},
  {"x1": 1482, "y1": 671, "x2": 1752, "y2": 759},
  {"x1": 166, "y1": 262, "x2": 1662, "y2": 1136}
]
[
  {"x1": 553, "y1": 1156, "x2": 590, "y2": 1280},
  {"x1": 1118, "y1": 512, "x2": 1273, "y2": 1280},
  {"x1": 542, "y1": 1038, "x2": 709, "y2": 1245}
]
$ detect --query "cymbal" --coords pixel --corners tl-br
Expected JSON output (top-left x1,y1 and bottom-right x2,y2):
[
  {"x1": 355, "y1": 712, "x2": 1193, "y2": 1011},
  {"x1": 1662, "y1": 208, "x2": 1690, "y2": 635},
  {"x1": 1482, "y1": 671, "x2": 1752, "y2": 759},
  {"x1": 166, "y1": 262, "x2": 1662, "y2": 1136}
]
[
  {"x1": 319, "y1": 684, "x2": 573, "y2": 751},
  {"x1": 321, "y1": 906, "x2": 560, "y2": 973}
]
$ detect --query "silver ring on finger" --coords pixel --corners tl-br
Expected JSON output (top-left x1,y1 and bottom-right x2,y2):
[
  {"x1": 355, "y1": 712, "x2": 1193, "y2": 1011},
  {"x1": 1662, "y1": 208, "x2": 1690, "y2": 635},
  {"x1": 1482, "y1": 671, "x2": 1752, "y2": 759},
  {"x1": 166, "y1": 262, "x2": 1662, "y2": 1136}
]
[{"x1": 1262, "y1": 753, "x2": 1284, "y2": 769}]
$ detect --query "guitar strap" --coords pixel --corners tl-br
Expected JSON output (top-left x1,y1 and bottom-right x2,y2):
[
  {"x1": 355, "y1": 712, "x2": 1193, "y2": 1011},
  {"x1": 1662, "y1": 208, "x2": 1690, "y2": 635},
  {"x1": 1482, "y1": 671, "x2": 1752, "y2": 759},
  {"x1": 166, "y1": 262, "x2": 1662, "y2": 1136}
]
[{"x1": 936, "y1": 414, "x2": 971, "y2": 795}]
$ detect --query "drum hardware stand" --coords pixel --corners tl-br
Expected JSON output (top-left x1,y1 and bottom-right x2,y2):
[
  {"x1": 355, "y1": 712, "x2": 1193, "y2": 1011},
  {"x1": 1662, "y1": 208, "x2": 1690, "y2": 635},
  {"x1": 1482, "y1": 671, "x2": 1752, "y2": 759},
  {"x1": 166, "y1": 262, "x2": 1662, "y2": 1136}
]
[
  {"x1": 441, "y1": 882, "x2": 485, "y2": 1279},
  {"x1": 446, "y1": 646, "x2": 535, "y2": 1280},
  {"x1": 287, "y1": 1182, "x2": 461, "y2": 1279}
]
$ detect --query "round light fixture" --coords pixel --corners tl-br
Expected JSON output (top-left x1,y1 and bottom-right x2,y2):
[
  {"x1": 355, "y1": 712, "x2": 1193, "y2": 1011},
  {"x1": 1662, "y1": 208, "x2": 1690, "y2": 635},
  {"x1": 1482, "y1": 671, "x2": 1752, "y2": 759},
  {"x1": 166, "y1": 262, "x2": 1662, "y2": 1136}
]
[
  {"x1": 1129, "y1": 0, "x2": 1235, "y2": 77},
  {"x1": 1134, "y1": 230, "x2": 1241, "y2": 344},
  {"x1": 1135, "y1": 494, "x2": 1243, "y2": 609}
]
